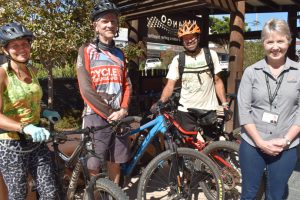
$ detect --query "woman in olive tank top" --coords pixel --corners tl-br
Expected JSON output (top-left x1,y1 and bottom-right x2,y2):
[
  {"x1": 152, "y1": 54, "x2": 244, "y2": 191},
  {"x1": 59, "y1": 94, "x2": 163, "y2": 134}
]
[{"x1": 0, "y1": 22, "x2": 58, "y2": 200}]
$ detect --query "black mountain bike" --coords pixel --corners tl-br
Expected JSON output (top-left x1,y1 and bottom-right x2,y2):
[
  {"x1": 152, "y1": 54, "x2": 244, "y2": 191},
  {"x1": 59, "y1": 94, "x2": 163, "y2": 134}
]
[{"x1": 48, "y1": 117, "x2": 138, "y2": 200}]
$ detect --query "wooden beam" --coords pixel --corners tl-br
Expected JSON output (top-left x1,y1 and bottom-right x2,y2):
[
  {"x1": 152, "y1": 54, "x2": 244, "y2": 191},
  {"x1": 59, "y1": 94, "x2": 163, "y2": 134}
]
[
  {"x1": 257, "y1": 0, "x2": 281, "y2": 11},
  {"x1": 117, "y1": 0, "x2": 238, "y2": 19},
  {"x1": 205, "y1": 0, "x2": 237, "y2": 12},
  {"x1": 291, "y1": 0, "x2": 300, "y2": 7},
  {"x1": 120, "y1": 1, "x2": 209, "y2": 20}
]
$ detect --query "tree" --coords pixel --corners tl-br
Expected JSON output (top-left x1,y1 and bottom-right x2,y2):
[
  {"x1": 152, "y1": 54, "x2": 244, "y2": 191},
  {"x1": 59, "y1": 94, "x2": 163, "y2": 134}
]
[
  {"x1": 209, "y1": 16, "x2": 231, "y2": 34},
  {"x1": 209, "y1": 16, "x2": 250, "y2": 34},
  {"x1": 0, "y1": 0, "x2": 94, "y2": 108},
  {"x1": 0, "y1": 0, "x2": 94, "y2": 67}
]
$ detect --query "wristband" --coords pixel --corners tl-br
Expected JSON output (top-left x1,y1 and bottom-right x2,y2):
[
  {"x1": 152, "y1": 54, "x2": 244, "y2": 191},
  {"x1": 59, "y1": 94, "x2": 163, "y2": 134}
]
[{"x1": 222, "y1": 102, "x2": 229, "y2": 107}]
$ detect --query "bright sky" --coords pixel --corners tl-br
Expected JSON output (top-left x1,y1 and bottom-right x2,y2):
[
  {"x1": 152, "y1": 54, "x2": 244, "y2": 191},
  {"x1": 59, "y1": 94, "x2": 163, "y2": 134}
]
[
  {"x1": 211, "y1": 12, "x2": 288, "y2": 31},
  {"x1": 211, "y1": 12, "x2": 300, "y2": 49}
]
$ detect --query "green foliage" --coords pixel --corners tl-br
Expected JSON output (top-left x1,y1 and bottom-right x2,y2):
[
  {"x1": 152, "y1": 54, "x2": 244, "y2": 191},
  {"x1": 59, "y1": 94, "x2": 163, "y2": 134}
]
[
  {"x1": 0, "y1": 0, "x2": 94, "y2": 68},
  {"x1": 34, "y1": 63, "x2": 76, "y2": 78},
  {"x1": 54, "y1": 110, "x2": 82, "y2": 130},
  {"x1": 139, "y1": 61, "x2": 145, "y2": 70},
  {"x1": 209, "y1": 16, "x2": 230, "y2": 34},
  {"x1": 244, "y1": 40, "x2": 265, "y2": 68},
  {"x1": 209, "y1": 16, "x2": 250, "y2": 34},
  {"x1": 122, "y1": 41, "x2": 145, "y2": 63}
]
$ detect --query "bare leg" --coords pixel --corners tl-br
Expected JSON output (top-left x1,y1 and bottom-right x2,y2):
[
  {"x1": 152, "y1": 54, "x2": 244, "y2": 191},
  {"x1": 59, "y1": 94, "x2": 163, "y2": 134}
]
[{"x1": 107, "y1": 161, "x2": 120, "y2": 184}]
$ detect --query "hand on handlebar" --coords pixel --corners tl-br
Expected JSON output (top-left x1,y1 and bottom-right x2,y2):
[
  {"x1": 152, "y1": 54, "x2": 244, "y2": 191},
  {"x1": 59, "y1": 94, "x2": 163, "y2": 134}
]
[
  {"x1": 150, "y1": 100, "x2": 163, "y2": 114},
  {"x1": 107, "y1": 108, "x2": 128, "y2": 122},
  {"x1": 23, "y1": 124, "x2": 50, "y2": 142},
  {"x1": 42, "y1": 109, "x2": 61, "y2": 124}
]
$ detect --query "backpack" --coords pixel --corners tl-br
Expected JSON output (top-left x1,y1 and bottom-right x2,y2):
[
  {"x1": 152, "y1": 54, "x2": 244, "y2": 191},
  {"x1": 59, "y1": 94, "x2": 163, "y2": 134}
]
[{"x1": 178, "y1": 47, "x2": 214, "y2": 83}]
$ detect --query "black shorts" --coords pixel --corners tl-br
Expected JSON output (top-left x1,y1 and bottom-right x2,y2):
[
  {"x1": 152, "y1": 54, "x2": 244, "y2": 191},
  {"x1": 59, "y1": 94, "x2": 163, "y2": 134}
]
[{"x1": 175, "y1": 110, "x2": 217, "y2": 139}]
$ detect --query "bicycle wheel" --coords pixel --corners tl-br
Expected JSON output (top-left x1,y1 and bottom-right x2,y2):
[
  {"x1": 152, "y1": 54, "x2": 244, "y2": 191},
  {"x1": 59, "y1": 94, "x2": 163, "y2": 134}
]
[
  {"x1": 83, "y1": 178, "x2": 129, "y2": 200},
  {"x1": 202, "y1": 141, "x2": 241, "y2": 200},
  {"x1": 137, "y1": 147, "x2": 224, "y2": 200}
]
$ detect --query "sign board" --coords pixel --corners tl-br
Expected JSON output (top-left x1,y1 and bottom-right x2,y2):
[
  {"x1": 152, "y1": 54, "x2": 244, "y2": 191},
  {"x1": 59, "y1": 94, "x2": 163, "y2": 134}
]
[{"x1": 139, "y1": 14, "x2": 202, "y2": 45}]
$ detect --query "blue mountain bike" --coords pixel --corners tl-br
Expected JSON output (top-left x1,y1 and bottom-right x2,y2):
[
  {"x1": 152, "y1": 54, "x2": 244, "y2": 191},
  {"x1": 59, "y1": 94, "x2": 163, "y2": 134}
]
[{"x1": 118, "y1": 103, "x2": 224, "y2": 200}]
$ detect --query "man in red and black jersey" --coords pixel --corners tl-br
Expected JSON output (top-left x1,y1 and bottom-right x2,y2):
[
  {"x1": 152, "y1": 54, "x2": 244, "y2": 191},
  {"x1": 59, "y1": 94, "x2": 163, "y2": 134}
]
[{"x1": 76, "y1": 0, "x2": 132, "y2": 185}]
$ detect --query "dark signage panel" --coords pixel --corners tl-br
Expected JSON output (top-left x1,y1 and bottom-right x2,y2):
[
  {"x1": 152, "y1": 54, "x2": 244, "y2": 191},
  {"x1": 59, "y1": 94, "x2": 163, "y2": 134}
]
[{"x1": 139, "y1": 14, "x2": 202, "y2": 46}]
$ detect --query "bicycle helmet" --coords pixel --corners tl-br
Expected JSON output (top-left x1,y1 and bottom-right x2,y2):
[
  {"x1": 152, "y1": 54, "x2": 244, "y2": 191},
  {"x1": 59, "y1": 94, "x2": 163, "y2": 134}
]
[
  {"x1": 90, "y1": 0, "x2": 119, "y2": 22},
  {"x1": 0, "y1": 22, "x2": 35, "y2": 47},
  {"x1": 177, "y1": 21, "x2": 201, "y2": 38}
]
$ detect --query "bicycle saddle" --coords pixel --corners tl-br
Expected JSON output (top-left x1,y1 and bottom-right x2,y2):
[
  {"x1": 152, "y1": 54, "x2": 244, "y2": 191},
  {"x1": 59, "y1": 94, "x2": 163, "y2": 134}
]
[
  {"x1": 187, "y1": 108, "x2": 217, "y2": 126},
  {"x1": 187, "y1": 108, "x2": 211, "y2": 117}
]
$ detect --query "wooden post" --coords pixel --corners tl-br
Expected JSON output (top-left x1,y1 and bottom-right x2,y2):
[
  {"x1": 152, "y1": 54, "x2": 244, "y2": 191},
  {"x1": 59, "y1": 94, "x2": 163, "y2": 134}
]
[
  {"x1": 226, "y1": 1, "x2": 245, "y2": 131},
  {"x1": 288, "y1": 10, "x2": 297, "y2": 61},
  {"x1": 200, "y1": 12, "x2": 209, "y2": 48}
]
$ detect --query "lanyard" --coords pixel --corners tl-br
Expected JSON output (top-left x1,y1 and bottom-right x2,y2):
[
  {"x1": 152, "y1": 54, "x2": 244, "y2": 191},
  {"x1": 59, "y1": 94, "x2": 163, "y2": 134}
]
[{"x1": 265, "y1": 73, "x2": 284, "y2": 110}]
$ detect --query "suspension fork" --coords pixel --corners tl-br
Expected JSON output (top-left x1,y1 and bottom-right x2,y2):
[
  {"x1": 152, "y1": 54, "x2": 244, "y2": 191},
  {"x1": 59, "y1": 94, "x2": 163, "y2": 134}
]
[
  {"x1": 67, "y1": 161, "x2": 82, "y2": 199},
  {"x1": 165, "y1": 131, "x2": 183, "y2": 193}
]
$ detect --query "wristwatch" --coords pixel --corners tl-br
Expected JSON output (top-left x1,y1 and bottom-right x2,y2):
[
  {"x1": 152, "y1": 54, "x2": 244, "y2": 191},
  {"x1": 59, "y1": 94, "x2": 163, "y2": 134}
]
[{"x1": 284, "y1": 136, "x2": 291, "y2": 146}]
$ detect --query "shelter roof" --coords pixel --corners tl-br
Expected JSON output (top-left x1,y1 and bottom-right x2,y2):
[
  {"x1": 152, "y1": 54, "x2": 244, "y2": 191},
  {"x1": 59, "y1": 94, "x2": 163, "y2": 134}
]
[{"x1": 116, "y1": 0, "x2": 300, "y2": 20}]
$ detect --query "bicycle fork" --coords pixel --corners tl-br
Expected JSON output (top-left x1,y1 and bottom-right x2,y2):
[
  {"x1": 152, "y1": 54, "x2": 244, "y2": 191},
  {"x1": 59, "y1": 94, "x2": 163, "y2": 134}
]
[
  {"x1": 67, "y1": 161, "x2": 82, "y2": 199},
  {"x1": 166, "y1": 132, "x2": 185, "y2": 196}
]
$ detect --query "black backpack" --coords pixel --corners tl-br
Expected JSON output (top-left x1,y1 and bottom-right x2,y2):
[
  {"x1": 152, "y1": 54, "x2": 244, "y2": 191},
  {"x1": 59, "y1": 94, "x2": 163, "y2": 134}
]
[{"x1": 178, "y1": 47, "x2": 214, "y2": 83}]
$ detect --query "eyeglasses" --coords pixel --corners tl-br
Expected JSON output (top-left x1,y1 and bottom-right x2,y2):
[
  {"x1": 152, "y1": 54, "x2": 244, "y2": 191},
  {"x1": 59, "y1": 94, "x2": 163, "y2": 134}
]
[{"x1": 183, "y1": 37, "x2": 198, "y2": 44}]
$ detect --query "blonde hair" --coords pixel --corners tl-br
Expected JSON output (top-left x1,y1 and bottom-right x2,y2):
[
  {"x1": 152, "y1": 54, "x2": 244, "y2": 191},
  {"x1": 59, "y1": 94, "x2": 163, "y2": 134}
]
[{"x1": 261, "y1": 19, "x2": 291, "y2": 43}]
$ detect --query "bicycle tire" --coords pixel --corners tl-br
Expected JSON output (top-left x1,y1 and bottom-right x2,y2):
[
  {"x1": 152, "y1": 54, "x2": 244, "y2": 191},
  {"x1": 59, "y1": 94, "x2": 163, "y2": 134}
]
[
  {"x1": 203, "y1": 141, "x2": 266, "y2": 200},
  {"x1": 202, "y1": 141, "x2": 241, "y2": 200},
  {"x1": 82, "y1": 178, "x2": 129, "y2": 200},
  {"x1": 137, "y1": 147, "x2": 224, "y2": 200}
]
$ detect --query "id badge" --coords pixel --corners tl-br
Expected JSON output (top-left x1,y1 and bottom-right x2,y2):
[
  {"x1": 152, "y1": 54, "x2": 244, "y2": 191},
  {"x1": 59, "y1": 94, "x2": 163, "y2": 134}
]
[{"x1": 262, "y1": 111, "x2": 279, "y2": 125}]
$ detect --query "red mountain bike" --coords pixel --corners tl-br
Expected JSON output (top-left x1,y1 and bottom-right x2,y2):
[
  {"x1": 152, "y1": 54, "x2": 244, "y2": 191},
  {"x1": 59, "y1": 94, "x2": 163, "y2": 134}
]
[
  {"x1": 158, "y1": 89, "x2": 266, "y2": 200},
  {"x1": 150, "y1": 90, "x2": 240, "y2": 200}
]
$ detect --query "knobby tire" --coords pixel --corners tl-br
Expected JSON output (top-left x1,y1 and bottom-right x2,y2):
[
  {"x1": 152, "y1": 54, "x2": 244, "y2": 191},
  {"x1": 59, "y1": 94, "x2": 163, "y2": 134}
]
[{"x1": 137, "y1": 147, "x2": 224, "y2": 200}]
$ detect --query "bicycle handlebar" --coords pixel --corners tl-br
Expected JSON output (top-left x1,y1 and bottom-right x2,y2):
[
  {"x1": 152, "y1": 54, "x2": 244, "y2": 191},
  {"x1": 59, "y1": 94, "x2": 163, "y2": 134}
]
[{"x1": 50, "y1": 116, "x2": 142, "y2": 143}]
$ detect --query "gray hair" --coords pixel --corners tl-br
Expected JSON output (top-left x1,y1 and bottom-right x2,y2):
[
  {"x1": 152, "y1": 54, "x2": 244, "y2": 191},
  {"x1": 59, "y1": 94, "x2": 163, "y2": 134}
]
[{"x1": 261, "y1": 19, "x2": 291, "y2": 43}]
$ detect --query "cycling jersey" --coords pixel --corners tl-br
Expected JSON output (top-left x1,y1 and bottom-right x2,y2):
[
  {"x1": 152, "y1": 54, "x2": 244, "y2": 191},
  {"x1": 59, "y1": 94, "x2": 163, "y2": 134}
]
[
  {"x1": 0, "y1": 64, "x2": 42, "y2": 140},
  {"x1": 76, "y1": 43, "x2": 131, "y2": 119}
]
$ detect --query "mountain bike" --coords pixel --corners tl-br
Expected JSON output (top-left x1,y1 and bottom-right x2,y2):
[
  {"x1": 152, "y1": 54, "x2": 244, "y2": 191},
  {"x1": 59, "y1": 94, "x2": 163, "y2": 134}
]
[
  {"x1": 118, "y1": 103, "x2": 224, "y2": 200},
  {"x1": 47, "y1": 117, "x2": 137, "y2": 200},
  {"x1": 145, "y1": 91, "x2": 239, "y2": 200},
  {"x1": 162, "y1": 89, "x2": 267, "y2": 199}
]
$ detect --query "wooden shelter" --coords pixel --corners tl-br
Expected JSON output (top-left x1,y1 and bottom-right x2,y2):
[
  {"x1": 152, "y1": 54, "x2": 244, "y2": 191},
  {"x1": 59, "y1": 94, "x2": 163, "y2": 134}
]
[
  {"x1": 116, "y1": 0, "x2": 300, "y2": 129},
  {"x1": 116, "y1": 0, "x2": 299, "y2": 90}
]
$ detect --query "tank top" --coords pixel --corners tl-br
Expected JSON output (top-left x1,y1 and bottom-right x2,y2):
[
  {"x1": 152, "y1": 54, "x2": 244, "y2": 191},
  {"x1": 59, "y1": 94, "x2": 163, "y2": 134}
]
[{"x1": 0, "y1": 64, "x2": 42, "y2": 140}]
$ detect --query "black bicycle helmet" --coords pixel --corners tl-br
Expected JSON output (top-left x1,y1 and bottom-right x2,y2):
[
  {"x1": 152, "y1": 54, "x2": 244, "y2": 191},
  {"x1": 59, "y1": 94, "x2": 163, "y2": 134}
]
[
  {"x1": 90, "y1": 0, "x2": 119, "y2": 22},
  {"x1": 0, "y1": 22, "x2": 35, "y2": 47}
]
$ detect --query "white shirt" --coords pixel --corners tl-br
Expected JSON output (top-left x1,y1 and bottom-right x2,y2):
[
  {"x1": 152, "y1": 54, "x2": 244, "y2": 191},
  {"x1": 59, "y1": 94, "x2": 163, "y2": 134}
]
[{"x1": 167, "y1": 49, "x2": 222, "y2": 112}]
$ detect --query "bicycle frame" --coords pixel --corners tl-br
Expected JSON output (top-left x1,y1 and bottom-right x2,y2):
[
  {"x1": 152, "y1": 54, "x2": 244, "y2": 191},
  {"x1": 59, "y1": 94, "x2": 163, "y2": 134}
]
[
  {"x1": 121, "y1": 114, "x2": 168, "y2": 176},
  {"x1": 163, "y1": 112, "x2": 235, "y2": 169},
  {"x1": 51, "y1": 127, "x2": 110, "y2": 200}
]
